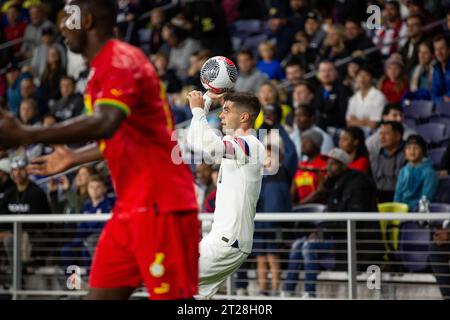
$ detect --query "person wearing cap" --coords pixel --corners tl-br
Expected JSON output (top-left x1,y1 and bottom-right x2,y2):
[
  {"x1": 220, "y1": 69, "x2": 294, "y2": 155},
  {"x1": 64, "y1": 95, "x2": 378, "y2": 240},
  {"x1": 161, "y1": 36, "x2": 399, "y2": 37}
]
[
  {"x1": 0, "y1": 158, "x2": 13, "y2": 201},
  {"x1": 304, "y1": 10, "x2": 325, "y2": 50},
  {"x1": 370, "y1": 121, "x2": 406, "y2": 203},
  {"x1": 284, "y1": 148, "x2": 383, "y2": 298},
  {"x1": 394, "y1": 134, "x2": 438, "y2": 211},
  {"x1": 267, "y1": 6, "x2": 296, "y2": 61},
  {"x1": 378, "y1": 54, "x2": 408, "y2": 104},
  {"x1": 292, "y1": 128, "x2": 328, "y2": 204},
  {"x1": 346, "y1": 66, "x2": 387, "y2": 132}
]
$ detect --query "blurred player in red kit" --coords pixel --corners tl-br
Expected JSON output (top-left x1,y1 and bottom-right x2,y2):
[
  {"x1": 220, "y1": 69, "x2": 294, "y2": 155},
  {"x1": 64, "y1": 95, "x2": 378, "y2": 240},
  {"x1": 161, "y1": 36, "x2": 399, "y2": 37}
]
[{"x1": 0, "y1": 0, "x2": 198, "y2": 300}]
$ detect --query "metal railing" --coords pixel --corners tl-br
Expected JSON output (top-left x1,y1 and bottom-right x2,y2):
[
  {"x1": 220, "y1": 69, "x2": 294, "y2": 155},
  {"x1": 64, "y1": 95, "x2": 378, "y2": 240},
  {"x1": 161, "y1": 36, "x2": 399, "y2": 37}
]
[{"x1": 0, "y1": 212, "x2": 449, "y2": 300}]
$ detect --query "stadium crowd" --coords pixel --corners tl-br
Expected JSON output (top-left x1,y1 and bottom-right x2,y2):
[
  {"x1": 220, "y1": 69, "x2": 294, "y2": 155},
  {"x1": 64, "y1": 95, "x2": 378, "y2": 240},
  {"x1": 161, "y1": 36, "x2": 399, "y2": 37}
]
[{"x1": 0, "y1": 0, "x2": 450, "y2": 299}]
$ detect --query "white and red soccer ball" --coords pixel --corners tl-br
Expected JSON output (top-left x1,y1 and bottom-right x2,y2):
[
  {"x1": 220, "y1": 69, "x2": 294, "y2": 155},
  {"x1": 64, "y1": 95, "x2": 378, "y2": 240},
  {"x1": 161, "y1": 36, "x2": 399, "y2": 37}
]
[{"x1": 200, "y1": 56, "x2": 238, "y2": 94}]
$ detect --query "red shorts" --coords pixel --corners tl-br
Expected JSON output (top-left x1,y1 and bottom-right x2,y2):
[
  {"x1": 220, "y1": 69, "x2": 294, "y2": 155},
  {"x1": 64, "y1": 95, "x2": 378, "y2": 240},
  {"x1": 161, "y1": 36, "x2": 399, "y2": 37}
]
[{"x1": 89, "y1": 210, "x2": 199, "y2": 300}]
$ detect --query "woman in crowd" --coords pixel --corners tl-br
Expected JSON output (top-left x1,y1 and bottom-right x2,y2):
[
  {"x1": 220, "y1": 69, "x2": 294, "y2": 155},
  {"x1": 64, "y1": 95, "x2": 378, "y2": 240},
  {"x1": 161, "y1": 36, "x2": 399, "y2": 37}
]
[{"x1": 338, "y1": 126, "x2": 371, "y2": 174}]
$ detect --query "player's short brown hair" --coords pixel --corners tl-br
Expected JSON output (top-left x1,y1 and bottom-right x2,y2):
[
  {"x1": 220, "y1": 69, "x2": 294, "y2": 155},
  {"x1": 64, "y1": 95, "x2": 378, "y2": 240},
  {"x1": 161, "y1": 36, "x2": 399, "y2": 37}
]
[{"x1": 223, "y1": 92, "x2": 261, "y2": 124}]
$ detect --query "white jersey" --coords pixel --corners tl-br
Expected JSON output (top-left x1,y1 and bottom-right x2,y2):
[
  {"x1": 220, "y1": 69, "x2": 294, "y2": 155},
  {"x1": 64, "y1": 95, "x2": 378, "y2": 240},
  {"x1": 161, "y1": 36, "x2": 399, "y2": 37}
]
[{"x1": 187, "y1": 108, "x2": 265, "y2": 253}]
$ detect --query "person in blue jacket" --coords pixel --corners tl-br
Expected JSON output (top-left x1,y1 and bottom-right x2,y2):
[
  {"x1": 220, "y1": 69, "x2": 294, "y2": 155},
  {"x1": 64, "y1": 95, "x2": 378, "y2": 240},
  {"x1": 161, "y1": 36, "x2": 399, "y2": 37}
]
[
  {"x1": 431, "y1": 35, "x2": 450, "y2": 103},
  {"x1": 394, "y1": 135, "x2": 438, "y2": 211}
]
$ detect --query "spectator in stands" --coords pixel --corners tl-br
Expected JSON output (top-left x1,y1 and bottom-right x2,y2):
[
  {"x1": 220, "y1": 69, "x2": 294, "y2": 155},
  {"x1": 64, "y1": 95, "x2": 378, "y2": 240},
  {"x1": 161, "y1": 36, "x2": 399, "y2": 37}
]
[
  {"x1": 30, "y1": 27, "x2": 66, "y2": 79},
  {"x1": 186, "y1": 50, "x2": 211, "y2": 90},
  {"x1": 60, "y1": 175, "x2": 114, "y2": 268},
  {"x1": 291, "y1": 82, "x2": 315, "y2": 109},
  {"x1": 339, "y1": 126, "x2": 371, "y2": 174},
  {"x1": 203, "y1": 165, "x2": 219, "y2": 214},
  {"x1": 429, "y1": 221, "x2": 450, "y2": 300},
  {"x1": 370, "y1": 121, "x2": 406, "y2": 203},
  {"x1": 285, "y1": 148, "x2": 382, "y2": 297},
  {"x1": 290, "y1": 104, "x2": 334, "y2": 160},
  {"x1": 406, "y1": 41, "x2": 436, "y2": 101},
  {"x1": 20, "y1": 3, "x2": 55, "y2": 60},
  {"x1": 18, "y1": 98, "x2": 41, "y2": 126},
  {"x1": 291, "y1": 129, "x2": 328, "y2": 204},
  {"x1": 40, "y1": 46, "x2": 65, "y2": 107},
  {"x1": 344, "y1": 17, "x2": 382, "y2": 77},
  {"x1": 162, "y1": 23, "x2": 202, "y2": 80},
  {"x1": 431, "y1": 35, "x2": 450, "y2": 103},
  {"x1": 19, "y1": 77, "x2": 46, "y2": 117},
  {"x1": 235, "y1": 49, "x2": 268, "y2": 95},
  {"x1": 283, "y1": 31, "x2": 317, "y2": 72},
  {"x1": 279, "y1": 60, "x2": 305, "y2": 106},
  {"x1": 257, "y1": 41, "x2": 285, "y2": 81},
  {"x1": 288, "y1": 0, "x2": 310, "y2": 32},
  {"x1": 50, "y1": 76, "x2": 84, "y2": 122},
  {"x1": 258, "y1": 104, "x2": 298, "y2": 179},
  {"x1": 372, "y1": 0, "x2": 408, "y2": 58},
  {"x1": 267, "y1": 6, "x2": 296, "y2": 61},
  {"x1": 378, "y1": 54, "x2": 409, "y2": 104},
  {"x1": 152, "y1": 52, "x2": 182, "y2": 94},
  {"x1": 116, "y1": 0, "x2": 137, "y2": 43},
  {"x1": 5, "y1": 62, "x2": 27, "y2": 116},
  {"x1": 1, "y1": 156, "x2": 52, "y2": 267},
  {"x1": 49, "y1": 165, "x2": 96, "y2": 214},
  {"x1": 255, "y1": 143, "x2": 291, "y2": 296},
  {"x1": 346, "y1": 67, "x2": 387, "y2": 132},
  {"x1": 399, "y1": 15, "x2": 426, "y2": 74},
  {"x1": 366, "y1": 103, "x2": 416, "y2": 156},
  {"x1": 0, "y1": 158, "x2": 13, "y2": 201},
  {"x1": 343, "y1": 57, "x2": 363, "y2": 91},
  {"x1": 304, "y1": 11, "x2": 325, "y2": 50},
  {"x1": 195, "y1": 163, "x2": 215, "y2": 212},
  {"x1": 146, "y1": 8, "x2": 165, "y2": 55},
  {"x1": 3, "y1": 4, "x2": 27, "y2": 56},
  {"x1": 256, "y1": 82, "x2": 292, "y2": 128},
  {"x1": 394, "y1": 135, "x2": 438, "y2": 211},
  {"x1": 313, "y1": 60, "x2": 353, "y2": 131},
  {"x1": 320, "y1": 24, "x2": 348, "y2": 75}
]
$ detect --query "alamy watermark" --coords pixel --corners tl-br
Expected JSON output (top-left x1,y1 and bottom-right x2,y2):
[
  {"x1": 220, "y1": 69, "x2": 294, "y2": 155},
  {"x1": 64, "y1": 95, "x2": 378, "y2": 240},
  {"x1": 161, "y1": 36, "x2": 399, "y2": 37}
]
[
  {"x1": 366, "y1": 5, "x2": 382, "y2": 30},
  {"x1": 366, "y1": 265, "x2": 381, "y2": 290},
  {"x1": 64, "y1": 4, "x2": 81, "y2": 30},
  {"x1": 66, "y1": 265, "x2": 82, "y2": 290}
]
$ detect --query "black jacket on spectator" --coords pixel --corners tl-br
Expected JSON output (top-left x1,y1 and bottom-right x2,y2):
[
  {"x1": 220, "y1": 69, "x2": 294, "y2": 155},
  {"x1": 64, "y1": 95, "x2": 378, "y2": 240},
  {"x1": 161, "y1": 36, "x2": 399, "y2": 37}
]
[
  {"x1": 50, "y1": 93, "x2": 84, "y2": 122},
  {"x1": 313, "y1": 82, "x2": 352, "y2": 130},
  {"x1": 322, "y1": 169, "x2": 384, "y2": 271},
  {"x1": 161, "y1": 69, "x2": 183, "y2": 93},
  {"x1": 0, "y1": 178, "x2": 14, "y2": 203},
  {"x1": 399, "y1": 36, "x2": 426, "y2": 74},
  {"x1": 344, "y1": 35, "x2": 383, "y2": 77}
]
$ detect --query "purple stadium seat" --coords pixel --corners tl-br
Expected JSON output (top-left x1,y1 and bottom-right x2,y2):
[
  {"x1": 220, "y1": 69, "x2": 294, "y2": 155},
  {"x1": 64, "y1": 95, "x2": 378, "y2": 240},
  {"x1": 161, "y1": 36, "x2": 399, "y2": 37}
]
[
  {"x1": 429, "y1": 117, "x2": 450, "y2": 139},
  {"x1": 404, "y1": 118, "x2": 416, "y2": 129},
  {"x1": 435, "y1": 177, "x2": 450, "y2": 204},
  {"x1": 429, "y1": 203, "x2": 450, "y2": 213},
  {"x1": 397, "y1": 222, "x2": 430, "y2": 272},
  {"x1": 293, "y1": 204, "x2": 327, "y2": 213},
  {"x1": 435, "y1": 101, "x2": 450, "y2": 118},
  {"x1": 428, "y1": 147, "x2": 446, "y2": 169},
  {"x1": 403, "y1": 100, "x2": 435, "y2": 120},
  {"x1": 242, "y1": 34, "x2": 268, "y2": 53},
  {"x1": 232, "y1": 20, "x2": 264, "y2": 36},
  {"x1": 416, "y1": 123, "x2": 448, "y2": 145}
]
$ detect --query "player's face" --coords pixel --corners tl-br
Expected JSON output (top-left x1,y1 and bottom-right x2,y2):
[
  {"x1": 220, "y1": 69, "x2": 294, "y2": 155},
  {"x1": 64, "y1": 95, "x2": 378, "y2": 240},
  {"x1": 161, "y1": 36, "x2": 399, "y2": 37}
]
[
  {"x1": 61, "y1": 4, "x2": 87, "y2": 54},
  {"x1": 219, "y1": 101, "x2": 241, "y2": 132}
]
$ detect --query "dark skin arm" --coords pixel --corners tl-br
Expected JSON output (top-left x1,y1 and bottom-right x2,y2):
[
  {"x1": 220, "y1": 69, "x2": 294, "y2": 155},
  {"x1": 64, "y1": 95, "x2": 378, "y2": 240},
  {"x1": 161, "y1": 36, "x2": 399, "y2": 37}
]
[{"x1": 0, "y1": 105, "x2": 125, "y2": 148}]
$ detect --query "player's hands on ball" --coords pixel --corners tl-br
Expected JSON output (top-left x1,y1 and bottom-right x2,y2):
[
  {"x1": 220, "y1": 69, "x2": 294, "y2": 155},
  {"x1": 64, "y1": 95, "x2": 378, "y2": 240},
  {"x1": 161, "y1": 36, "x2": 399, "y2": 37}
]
[
  {"x1": 187, "y1": 90, "x2": 205, "y2": 111},
  {"x1": 0, "y1": 108, "x2": 28, "y2": 148}
]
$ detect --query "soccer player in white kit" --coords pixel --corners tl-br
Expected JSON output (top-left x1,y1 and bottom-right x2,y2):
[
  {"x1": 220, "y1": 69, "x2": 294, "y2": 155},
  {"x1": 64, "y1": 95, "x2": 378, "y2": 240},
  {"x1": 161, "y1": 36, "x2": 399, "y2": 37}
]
[{"x1": 186, "y1": 91, "x2": 265, "y2": 299}]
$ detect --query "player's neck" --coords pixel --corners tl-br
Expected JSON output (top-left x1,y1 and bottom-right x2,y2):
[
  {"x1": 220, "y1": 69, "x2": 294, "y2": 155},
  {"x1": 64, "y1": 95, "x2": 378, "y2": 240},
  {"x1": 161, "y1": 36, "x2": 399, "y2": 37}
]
[{"x1": 84, "y1": 35, "x2": 114, "y2": 65}]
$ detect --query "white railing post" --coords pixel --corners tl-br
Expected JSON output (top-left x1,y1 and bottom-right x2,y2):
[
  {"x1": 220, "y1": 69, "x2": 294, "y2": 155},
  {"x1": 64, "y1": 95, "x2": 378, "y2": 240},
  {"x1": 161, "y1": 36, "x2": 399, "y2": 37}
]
[
  {"x1": 347, "y1": 220, "x2": 357, "y2": 299},
  {"x1": 12, "y1": 222, "x2": 22, "y2": 300}
]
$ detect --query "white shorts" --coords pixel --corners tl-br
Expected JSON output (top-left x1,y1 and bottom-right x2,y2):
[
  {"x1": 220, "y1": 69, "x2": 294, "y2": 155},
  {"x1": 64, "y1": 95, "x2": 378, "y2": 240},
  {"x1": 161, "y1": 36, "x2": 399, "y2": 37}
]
[{"x1": 198, "y1": 236, "x2": 249, "y2": 299}]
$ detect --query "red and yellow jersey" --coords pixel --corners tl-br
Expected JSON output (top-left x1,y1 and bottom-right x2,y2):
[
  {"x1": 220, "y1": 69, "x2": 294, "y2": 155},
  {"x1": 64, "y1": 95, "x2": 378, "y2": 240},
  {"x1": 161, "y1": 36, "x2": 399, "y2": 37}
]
[
  {"x1": 84, "y1": 40, "x2": 197, "y2": 217},
  {"x1": 294, "y1": 155, "x2": 328, "y2": 201}
]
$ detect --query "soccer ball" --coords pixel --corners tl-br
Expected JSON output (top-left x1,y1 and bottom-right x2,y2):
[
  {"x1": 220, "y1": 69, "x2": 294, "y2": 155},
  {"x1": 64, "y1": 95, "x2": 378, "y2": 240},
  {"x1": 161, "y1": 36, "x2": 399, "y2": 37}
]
[{"x1": 200, "y1": 56, "x2": 238, "y2": 94}]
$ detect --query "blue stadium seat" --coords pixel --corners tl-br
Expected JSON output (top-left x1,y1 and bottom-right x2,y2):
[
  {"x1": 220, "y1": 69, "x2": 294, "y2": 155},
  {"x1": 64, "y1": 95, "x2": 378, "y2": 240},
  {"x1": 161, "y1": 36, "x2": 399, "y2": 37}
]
[
  {"x1": 435, "y1": 101, "x2": 450, "y2": 118},
  {"x1": 428, "y1": 147, "x2": 446, "y2": 169},
  {"x1": 232, "y1": 20, "x2": 265, "y2": 36},
  {"x1": 397, "y1": 222, "x2": 430, "y2": 272},
  {"x1": 435, "y1": 177, "x2": 450, "y2": 204},
  {"x1": 416, "y1": 123, "x2": 448, "y2": 146},
  {"x1": 403, "y1": 100, "x2": 435, "y2": 121}
]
